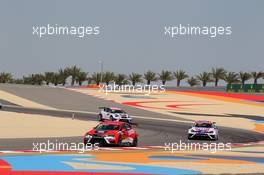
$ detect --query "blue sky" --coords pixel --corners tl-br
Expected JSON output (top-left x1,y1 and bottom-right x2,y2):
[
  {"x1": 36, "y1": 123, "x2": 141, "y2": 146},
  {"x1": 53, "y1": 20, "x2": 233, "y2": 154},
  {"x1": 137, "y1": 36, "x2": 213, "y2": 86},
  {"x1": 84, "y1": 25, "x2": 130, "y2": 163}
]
[{"x1": 0, "y1": 0, "x2": 263, "y2": 81}]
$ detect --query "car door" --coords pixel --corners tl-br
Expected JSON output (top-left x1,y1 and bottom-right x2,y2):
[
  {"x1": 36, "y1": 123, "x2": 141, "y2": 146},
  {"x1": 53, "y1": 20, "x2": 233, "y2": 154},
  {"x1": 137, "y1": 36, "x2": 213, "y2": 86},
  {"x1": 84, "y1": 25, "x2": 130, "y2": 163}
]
[
  {"x1": 105, "y1": 108, "x2": 112, "y2": 119},
  {"x1": 101, "y1": 108, "x2": 108, "y2": 119},
  {"x1": 120, "y1": 124, "x2": 129, "y2": 141}
]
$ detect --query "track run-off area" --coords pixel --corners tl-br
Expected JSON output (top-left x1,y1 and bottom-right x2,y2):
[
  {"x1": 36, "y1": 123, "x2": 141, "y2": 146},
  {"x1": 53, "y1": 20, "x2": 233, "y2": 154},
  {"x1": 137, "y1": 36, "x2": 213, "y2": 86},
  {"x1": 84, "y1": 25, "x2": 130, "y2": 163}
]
[{"x1": 0, "y1": 84, "x2": 264, "y2": 175}]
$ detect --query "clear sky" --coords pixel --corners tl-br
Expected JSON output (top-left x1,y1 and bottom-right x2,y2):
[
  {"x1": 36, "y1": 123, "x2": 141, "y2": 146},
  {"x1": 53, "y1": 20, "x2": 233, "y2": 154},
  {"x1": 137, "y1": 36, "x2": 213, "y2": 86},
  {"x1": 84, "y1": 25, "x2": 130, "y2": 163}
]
[{"x1": 0, "y1": 0, "x2": 263, "y2": 79}]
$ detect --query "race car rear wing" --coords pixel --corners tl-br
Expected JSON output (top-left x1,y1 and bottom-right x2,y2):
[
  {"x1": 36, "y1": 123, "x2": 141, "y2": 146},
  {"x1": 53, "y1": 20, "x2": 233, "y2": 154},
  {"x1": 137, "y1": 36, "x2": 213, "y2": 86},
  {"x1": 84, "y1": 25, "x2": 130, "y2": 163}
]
[{"x1": 98, "y1": 107, "x2": 107, "y2": 110}]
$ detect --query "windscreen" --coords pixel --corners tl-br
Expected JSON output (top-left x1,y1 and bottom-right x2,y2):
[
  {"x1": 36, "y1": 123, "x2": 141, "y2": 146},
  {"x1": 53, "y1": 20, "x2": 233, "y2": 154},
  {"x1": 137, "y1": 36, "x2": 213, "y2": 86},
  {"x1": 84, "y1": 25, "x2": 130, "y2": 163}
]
[{"x1": 95, "y1": 124, "x2": 120, "y2": 131}]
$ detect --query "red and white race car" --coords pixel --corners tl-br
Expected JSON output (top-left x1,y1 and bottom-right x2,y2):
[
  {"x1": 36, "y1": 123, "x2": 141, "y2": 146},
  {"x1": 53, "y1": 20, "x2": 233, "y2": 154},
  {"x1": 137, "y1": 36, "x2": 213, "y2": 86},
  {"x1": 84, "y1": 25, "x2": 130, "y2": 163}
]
[
  {"x1": 84, "y1": 121, "x2": 138, "y2": 147},
  {"x1": 188, "y1": 120, "x2": 219, "y2": 140}
]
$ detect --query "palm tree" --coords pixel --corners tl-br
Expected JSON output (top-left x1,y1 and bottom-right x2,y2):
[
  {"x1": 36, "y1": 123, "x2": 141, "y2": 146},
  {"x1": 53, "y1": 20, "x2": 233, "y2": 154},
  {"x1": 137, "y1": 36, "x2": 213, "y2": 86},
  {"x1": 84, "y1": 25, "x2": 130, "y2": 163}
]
[
  {"x1": 251, "y1": 71, "x2": 263, "y2": 84},
  {"x1": 44, "y1": 72, "x2": 55, "y2": 85},
  {"x1": 223, "y1": 72, "x2": 239, "y2": 85},
  {"x1": 212, "y1": 67, "x2": 226, "y2": 87},
  {"x1": 103, "y1": 72, "x2": 115, "y2": 85},
  {"x1": 197, "y1": 72, "x2": 212, "y2": 87},
  {"x1": 32, "y1": 74, "x2": 44, "y2": 85},
  {"x1": 0, "y1": 72, "x2": 13, "y2": 83},
  {"x1": 58, "y1": 68, "x2": 69, "y2": 86},
  {"x1": 22, "y1": 75, "x2": 32, "y2": 84},
  {"x1": 144, "y1": 71, "x2": 157, "y2": 85},
  {"x1": 174, "y1": 70, "x2": 188, "y2": 87},
  {"x1": 159, "y1": 70, "x2": 173, "y2": 85},
  {"x1": 187, "y1": 77, "x2": 200, "y2": 87},
  {"x1": 239, "y1": 71, "x2": 252, "y2": 85},
  {"x1": 129, "y1": 73, "x2": 142, "y2": 86},
  {"x1": 114, "y1": 74, "x2": 128, "y2": 86},
  {"x1": 12, "y1": 78, "x2": 24, "y2": 84},
  {"x1": 51, "y1": 73, "x2": 60, "y2": 86},
  {"x1": 91, "y1": 72, "x2": 102, "y2": 85},
  {"x1": 87, "y1": 77, "x2": 93, "y2": 85},
  {"x1": 67, "y1": 65, "x2": 81, "y2": 86},
  {"x1": 76, "y1": 72, "x2": 88, "y2": 86}
]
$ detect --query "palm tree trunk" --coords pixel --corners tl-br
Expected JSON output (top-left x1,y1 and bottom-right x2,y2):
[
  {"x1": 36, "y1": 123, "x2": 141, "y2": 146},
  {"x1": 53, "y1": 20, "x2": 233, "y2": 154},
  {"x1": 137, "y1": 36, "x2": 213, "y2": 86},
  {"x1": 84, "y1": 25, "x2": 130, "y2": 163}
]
[
  {"x1": 254, "y1": 79, "x2": 257, "y2": 84},
  {"x1": 177, "y1": 80, "x2": 180, "y2": 87},
  {"x1": 215, "y1": 80, "x2": 218, "y2": 87}
]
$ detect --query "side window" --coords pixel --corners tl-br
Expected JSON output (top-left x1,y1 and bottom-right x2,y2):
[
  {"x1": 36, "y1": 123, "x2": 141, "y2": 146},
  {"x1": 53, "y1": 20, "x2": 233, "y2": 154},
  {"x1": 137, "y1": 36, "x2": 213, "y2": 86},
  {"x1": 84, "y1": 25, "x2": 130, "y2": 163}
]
[
  {"x1": 105, "y1": 108, "x2": 111, "y2": 112},
  {"x1": 124, "y1": 124, "x2": 131, "y2": 130}
]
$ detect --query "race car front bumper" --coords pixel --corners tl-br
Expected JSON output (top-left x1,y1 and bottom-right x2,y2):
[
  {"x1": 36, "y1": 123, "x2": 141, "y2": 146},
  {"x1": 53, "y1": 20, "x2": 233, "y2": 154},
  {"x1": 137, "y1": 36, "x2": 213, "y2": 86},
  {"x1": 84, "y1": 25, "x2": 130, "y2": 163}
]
[
  {"x1": 188, "y1": 131, "x2": 218, "y2": 140},
  {"x1": 84, "y1": 135, "x2": 117, "y2": 145}
]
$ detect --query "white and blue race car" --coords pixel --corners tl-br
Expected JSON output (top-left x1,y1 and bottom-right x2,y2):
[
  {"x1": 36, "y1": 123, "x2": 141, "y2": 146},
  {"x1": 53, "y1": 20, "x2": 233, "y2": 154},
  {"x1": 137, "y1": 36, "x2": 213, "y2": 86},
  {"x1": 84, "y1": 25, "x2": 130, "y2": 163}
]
[
  {"x1": 188, "y1": 120, "x2": 219, "y2": 141},
  {"x1": 98, "y1": 107, "x2": 132, "y2": 123}
]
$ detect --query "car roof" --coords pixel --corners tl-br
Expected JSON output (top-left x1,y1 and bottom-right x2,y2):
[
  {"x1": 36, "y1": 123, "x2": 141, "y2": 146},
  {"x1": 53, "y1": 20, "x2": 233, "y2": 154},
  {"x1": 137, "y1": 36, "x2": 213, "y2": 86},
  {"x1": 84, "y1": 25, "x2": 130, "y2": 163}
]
[
  {"x1": 99, "y1": 121, "x2": 126, "y2": 125},
  {"x1": 109, "y1": 107, "x2": 122, "y2": 110},
  {"x1": 194, "y1": 120, "x2": 213, "y2": 124}
]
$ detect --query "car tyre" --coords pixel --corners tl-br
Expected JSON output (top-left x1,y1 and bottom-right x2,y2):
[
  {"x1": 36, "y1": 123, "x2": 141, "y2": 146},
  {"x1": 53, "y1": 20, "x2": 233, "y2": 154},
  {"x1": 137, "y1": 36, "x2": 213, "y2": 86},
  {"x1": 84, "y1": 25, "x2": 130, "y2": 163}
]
[
  {"x1": 214, "y1": 135, "x2": 219, "y2": 141},
  {"x1": 131, "y1": 138, "x2": 138, "y2": 147},
  {"x1": 95, "y1": 141, "x2": 104, "y2": 147},
  {"x1": 110, "y1": 116, "x2": 114, "y2": 121},
  {"x1": 117, "y1": 136, "x2": 123, "y2": 147}
]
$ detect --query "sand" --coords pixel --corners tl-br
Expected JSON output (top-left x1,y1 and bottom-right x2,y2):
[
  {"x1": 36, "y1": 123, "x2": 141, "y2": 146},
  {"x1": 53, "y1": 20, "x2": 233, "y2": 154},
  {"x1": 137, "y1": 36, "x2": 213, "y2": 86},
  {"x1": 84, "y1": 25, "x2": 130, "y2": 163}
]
[
  {"x1": 0, "y1": 111, "x2": 98, "y2": 138},
  {"x1": 0, "y1": 90, "x2": 55, "y2": 110}
]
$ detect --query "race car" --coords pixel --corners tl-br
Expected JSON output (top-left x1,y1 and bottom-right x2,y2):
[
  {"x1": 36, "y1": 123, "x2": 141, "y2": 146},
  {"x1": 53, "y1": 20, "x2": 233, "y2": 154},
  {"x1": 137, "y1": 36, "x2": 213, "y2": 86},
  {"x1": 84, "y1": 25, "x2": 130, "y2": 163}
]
[
  {"x1": 98, "y1": 107, "x2": 132, "y2": 123},
  {"x1": 188, "y1": 120, "x2": 219, "y2": 141},
  {"x1": 84, "y1": 121, "x2": 138, "y2": 147}
]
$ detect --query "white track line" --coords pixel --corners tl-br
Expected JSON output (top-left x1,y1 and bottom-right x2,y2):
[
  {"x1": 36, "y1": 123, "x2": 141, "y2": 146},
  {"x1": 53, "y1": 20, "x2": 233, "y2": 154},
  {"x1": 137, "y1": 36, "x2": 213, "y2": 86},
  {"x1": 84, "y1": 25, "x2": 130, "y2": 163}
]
[{"x1": 1, "y1": 141, "x2": 263, "y2": 154}]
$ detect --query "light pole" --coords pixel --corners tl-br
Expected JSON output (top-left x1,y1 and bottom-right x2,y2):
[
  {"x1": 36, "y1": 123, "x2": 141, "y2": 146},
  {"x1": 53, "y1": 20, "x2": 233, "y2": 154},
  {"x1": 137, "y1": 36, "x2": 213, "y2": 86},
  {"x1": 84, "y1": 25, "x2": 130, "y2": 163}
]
[{"x1": 99, "y1": 60, "x2": 104, "y2": 84}]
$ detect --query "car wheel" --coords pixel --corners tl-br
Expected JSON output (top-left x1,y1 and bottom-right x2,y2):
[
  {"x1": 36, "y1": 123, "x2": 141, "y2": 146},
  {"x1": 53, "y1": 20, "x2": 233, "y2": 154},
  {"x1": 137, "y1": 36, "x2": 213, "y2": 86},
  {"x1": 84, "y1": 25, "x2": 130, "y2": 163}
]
[
  {"x1": 131, "y1": 138, "x2": 138, "y2": 147},
  {"x1": 98, "y1": 114, "x2": 103, "y2": 121},
  {"x1": 117, "y1": 136, "x2": 123, "y2": 147},
  {"x1": 83, "y1": 140, "x2": 87, "y2": 145},
  {"x1": 214, "y1": 135, "x2": 219, "y2": 141},
  {"x1": 110, "y1": 116, "x2": 114, "y2": 121},
  {"x1": 211, "y1": 135, "x2": 218, "y2": 141},
  {"x1": 95, "y1": 141, "x2": 104, "y2": 147}
]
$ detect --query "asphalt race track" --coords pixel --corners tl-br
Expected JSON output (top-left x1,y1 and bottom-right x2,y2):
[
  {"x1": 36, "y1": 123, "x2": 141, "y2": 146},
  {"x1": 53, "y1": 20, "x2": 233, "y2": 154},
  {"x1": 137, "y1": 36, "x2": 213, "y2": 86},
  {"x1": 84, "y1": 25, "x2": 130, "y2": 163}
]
[{"x1": 0, "y1": 84, "x2": 264, "y2": 150}]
